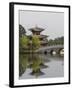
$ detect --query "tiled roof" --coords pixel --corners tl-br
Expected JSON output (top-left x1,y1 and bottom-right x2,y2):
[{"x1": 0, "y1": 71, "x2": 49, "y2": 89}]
[
  {"x1": 28, "y1": 35, "x2": 48, "y2": 38},
  {"x1": 29, "y1": 26, "x2": 44, "y2": 32}
]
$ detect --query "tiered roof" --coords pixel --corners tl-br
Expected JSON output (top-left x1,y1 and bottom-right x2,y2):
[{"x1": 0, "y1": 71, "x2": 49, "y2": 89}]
[
  {"x1": 29, "y1": 26, "x2": 44, "y2": 32},
  {"x1": 28, "y1": 25, "x2": 48, "y2": 46}
]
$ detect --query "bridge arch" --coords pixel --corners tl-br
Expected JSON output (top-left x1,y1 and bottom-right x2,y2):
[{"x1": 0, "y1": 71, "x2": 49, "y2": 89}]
[
  {"x1": 44, "y1": 50, "x2": 47, "y2": 54},
  {"x1": 58, "y1": 48, "x2": 64, "y2": 55},
  {"x1": 50, "y1": 50, "x2": 57, "y2": 55}
]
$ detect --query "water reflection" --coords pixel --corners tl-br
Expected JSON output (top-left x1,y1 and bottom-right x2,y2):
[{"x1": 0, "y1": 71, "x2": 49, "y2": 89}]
[
  {"x1": 19, "y1": 54, "x2": 48, "y2": 77},
  {"x1": 19, "y1": 54, "x2": 29, "y2": 76},
  {"x1": 29, "y1": 54, "x2": 49, "y2": 77},
  {"x1": 19, "y1": 54, "x2": 64, "y2": 79}
]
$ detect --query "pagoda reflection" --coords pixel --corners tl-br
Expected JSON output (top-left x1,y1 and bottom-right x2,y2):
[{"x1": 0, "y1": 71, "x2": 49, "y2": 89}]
[{"x1": 19, "y1": 54, "x2": 49, "y2": 77}]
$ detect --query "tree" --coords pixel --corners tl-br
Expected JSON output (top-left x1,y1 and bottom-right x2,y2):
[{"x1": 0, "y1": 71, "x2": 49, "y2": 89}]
[
  {"x1": 48, "y1": 39, "x2": 53, "y2": 46},
  {"x1": 19, "y1": 24, "x2": 26, "y2": 37},
  {"x1": 32, "y1": 35, "x2": 40, "y2": 50},
  {"x1": 48, "y1": 36, "x2": 64, "y2": 46},
  {"x1": 19, "y1": 36, "x2": 29, "y2": 49}
]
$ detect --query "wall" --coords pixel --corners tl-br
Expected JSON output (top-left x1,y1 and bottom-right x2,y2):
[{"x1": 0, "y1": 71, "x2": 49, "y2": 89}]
[{"x1": 0, "y1": 0, "x2": 71, "y2": 90}]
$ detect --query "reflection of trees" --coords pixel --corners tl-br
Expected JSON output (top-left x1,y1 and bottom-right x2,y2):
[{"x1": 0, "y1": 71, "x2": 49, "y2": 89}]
[
  {"x1": 29, "y1": 54, "x2": 48, "y2": 77},
  {"x1": 19, "y1": 54, "x2": 29, "y2": 76},
  {"x1": 19, "y1": 54, "x2": 48, "y2": 78}
]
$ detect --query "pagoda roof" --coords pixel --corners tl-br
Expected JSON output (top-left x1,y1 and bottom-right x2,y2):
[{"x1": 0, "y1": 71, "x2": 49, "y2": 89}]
[
  {"x1": 39, "y1": 35, "x2": 49, "y2": 38},
  {"x1": 28, "y1": 35, "x2": 49, "y2": 38},
  {"x1": 29, "y1": 26, "x2": 44, "y2": 32}
]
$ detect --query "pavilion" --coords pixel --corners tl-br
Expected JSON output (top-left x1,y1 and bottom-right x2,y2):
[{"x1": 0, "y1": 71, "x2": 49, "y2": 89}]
[{"x1": 28, "y1": 25, "x2": 49, "y2": 47}]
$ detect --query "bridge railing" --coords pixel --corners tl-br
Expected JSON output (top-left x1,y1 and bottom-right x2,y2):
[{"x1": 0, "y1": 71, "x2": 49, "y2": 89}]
[{"x1": 36, "y1": 44, "x2": 64, "y2": 52}]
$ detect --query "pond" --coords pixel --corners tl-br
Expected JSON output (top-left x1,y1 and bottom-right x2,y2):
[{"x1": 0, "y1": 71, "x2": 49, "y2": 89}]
[{"x1": 19, "y1": 54, "x2": 64, "y2": 79}]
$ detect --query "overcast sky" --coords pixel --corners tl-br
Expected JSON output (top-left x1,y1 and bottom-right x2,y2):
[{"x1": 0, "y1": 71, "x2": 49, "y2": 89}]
[{"x1": 19, "y1": 10, "x2": 64, "y2": 40}]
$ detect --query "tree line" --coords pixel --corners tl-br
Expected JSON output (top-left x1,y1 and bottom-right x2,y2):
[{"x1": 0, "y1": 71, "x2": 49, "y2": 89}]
[{"x1": 48, "y1": 36, "x2": 64, "y2": 46}]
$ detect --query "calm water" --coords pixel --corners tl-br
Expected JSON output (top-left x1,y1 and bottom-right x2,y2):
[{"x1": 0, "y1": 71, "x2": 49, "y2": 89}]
[{"x1": 19, "y1": 54, "x2": 64, "y2": 79}]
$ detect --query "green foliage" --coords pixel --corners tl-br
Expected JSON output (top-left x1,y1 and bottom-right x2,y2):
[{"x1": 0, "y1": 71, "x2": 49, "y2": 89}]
[
  {"x1": 19, "y1": 36, "x2": 29, "y2": 48},
  {"x1": 32, "y1": 35, "x2": 40, "y2": 50},
  {"x1": 19, "y1": 35, "x2": 41, "y2": 52},
  {"x1": 19, "y1": 24, "x2": 26, "y2": 37},
  {"x1": 48, "y1": 36, "x2": 64, "y2": 46}
]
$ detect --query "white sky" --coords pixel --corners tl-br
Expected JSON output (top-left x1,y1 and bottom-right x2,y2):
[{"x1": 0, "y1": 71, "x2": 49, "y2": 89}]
[{"x1": 19, "y1": 10, "x2": 64, "y2": 40}]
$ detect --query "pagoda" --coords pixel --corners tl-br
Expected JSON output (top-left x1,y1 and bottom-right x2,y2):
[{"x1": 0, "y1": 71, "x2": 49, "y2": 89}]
[{"x1": 29, "y1": 25, "x2": 48, "y2": 47}]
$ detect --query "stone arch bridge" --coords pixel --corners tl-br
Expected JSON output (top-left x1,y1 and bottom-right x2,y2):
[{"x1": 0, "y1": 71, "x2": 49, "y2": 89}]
[{"x1": 36, "y1": 45, "x2": 64, "y2": 54}]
